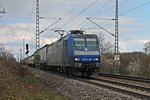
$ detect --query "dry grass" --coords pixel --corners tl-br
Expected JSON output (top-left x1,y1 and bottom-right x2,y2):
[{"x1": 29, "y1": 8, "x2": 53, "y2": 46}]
[{"x1": 0, "y1": 59, "x2": 66, "y2": 100}]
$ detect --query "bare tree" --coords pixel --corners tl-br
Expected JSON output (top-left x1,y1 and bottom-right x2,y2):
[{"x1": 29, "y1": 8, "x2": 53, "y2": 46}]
[
  {"x1": 96, "y1": 32, "x2": 114, "y2": 54},
  {"x1": 0, "y1": 44, "x2": 6, "y2": 57},
  {"x1": 144, "y1": 41, "x2": 150, "y2": 55},
  {"x1": 0, "y1": 44, "x2": 14, "y2": 61}
]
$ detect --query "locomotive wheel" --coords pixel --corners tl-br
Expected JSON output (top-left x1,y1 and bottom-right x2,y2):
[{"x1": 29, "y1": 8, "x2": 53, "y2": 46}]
[
  {"x1": 64, "y1": 67, "x2": 72, "y2": 76},
  {"x1": 61, "y1": 66, "x2": 65, "y2": 73},
  {"x1": 82, "y1": 72, "x2": 91, "y2": 77},
  {"x1": 86, "y1": 72, "x2": 90, "y2": 77},
  {"x1": 65, "y1": 67, "x2": 69, "y2": 75},
  {"x1": 69, "y1": 67, "x2": 73, "y2": 76},
  {"x1": 57, "y1": 67, "x2": 60, "y2": 73}
]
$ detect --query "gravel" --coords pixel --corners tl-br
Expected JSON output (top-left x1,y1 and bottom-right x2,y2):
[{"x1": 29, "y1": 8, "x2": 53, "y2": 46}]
[{"x1": 24, "y1": 66, "x2": 145, "y2": 100}]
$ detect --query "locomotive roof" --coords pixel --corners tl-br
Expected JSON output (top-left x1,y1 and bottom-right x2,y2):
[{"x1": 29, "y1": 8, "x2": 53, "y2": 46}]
[
  {"x1": 69, "y1": 30, "x2": 84, "y2": 34},
  {"x1": 71, "y1": 33, "x2": 98, "y2": 37}
]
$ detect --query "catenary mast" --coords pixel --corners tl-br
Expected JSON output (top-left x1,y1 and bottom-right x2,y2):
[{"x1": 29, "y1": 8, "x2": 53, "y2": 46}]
[
  {"x1": 114, "y1": 0, "x2": 120, "y2": 74},
  {"x1": 36, "y1": 0, "x2": 40, "y2": 50}
]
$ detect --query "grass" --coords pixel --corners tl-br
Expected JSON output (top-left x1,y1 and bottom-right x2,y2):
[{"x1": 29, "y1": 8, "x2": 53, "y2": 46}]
[{"x1": 0, "y1": 58, "x2": 66, "y2": 100}]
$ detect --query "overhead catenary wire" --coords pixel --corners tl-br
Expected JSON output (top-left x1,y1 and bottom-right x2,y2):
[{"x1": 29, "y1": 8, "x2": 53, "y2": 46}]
[
  {"x1": 26, "y1": 0, "x2": 36, "y2": 39},
  {"x1": 0, "y1": 0, "x2": 4, "y2": 6},
  {"x1": 0, "y1": 0, "x2": 3, "y2": 8},
  {"x1": 39, "y1": 17, "x2": 58, "y2": 19},
  {"x1": 39, "y1": 18, "x2": 61, "y2": 34},
  {"x1": 90, "y1": 0, "x2": 129, "y2": 18},
  {"x1": 120, "y1": 0, "x2": 129, "y2": 5},
  {"x1": 90, "y1": 0, "x2": 112, "y2": 17},
  {"x1": 75, "y1": 18, "x2": 114, "y2": 29},
  {"x1": 120, "y1": 1, "x2": 150, "y2": 16},
  {"x1": 30, "y1": 0, "x2": 36, "y2": 21},
  {"x1": 61, "y1": 0, "x2": 85, "y2": 19},
  {"x1": 88, "y1": 17, "x2": 115, "y2": 20},
  {"x1": 100, "y1": 0, "x2": 130, "y2": 15},
  {"x1": 22, "y1": 0, "x2": 36, "y2": 45},
  {"x1": 51, "y1": 0, "x2": 85, "y2": 31},
  {"x1": 90, "y1": 0, "x2": 129, "y2": 17},
  {"x1": 75, "y1": 0, "x2": 113, "y2": 29},
  {"x1": 60, "y1": 0, "x2": 98, "y2": 28},
  {"x1": 0, "y1": 0, "x2": 6, "y2": 14}
]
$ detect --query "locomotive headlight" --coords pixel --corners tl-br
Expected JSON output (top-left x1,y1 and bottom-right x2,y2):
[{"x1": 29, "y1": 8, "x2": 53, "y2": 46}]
[
  {"x1": 94, "y1": 58, "x2": 99, "y2": 61},
  {"x1": 75, "y1": 58, "x2": 80, "y2": 61}
]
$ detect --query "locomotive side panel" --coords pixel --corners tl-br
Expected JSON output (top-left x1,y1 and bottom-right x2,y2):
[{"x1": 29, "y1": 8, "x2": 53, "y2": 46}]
[
  {"x1": 62, "y1": 40, "x2": 70, "y2": 66},
  {"x1": 47, "y1": 40, "x2": 65, "y2": 66},
  {"x1": 47, "y1": 45, "x2": 52, "y2": 65}
]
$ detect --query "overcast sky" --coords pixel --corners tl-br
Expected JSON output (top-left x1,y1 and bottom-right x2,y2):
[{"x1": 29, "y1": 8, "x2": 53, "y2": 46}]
[{"x1": 0, "y1": 0, "x2": 150, "y2": 59}]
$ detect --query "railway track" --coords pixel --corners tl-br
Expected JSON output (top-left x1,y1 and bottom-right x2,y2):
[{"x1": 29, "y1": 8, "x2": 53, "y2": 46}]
[
  {"x1": 98, "y1": 73, "x2": 150, "y2": 84},
  {"x1": 76, "y1": 76, "x2": 150, "y2": 99},
  {"x1": 77, "y1": 73, "x2": 150, "y2": 99}
]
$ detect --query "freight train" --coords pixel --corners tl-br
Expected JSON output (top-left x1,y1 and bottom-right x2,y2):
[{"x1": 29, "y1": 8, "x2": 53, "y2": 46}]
[{"x1": 24, "y1": 30, "x2": 101, "y2": 77}]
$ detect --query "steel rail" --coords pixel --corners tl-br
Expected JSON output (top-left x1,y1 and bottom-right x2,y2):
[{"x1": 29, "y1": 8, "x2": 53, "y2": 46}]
[
  {"x1": 97, "y1": 73, "x2": 150, "y2": 83},
  {"x1": 79, "y1": 77, "x2": 150, "y2": 99},
  {"x1": 91, "y1": 76, "x2": 150, "y2": 93}
]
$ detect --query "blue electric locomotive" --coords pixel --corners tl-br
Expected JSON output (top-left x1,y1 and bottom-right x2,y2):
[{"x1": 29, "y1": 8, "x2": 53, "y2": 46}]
[{"x1": 33, "y1": 30, "x2": 101, "y2": 77}]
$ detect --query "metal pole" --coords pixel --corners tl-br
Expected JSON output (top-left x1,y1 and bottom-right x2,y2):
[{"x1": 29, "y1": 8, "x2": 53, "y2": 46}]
[
  {"x1": 19, "y1": 49, "x2": 22, "y2": 63},
  {"x1": 0, "y1": 8, "x2": 6, "y2": 14},
  {"x1": 36, "y1": 0, "x2": 40, "y2": 68},
  {"x1": 36, "y1": 0, "x2": 40, "y2": 50},
  {"x1": 18, "y1": 52, "x2": 20, "y2": 62},
  {"x1": 23, "y1": 38, "x2": 25, "y2": 59},
  {"x1": 114, "y1": 0, "x2": 120, "y2": 75}
]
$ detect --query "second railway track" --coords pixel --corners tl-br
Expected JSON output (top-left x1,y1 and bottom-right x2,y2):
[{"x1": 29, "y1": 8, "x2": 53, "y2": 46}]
[
  {"x1": 98, "y1": 73, "x2": 150, "y2": 84},
  {"x1": 72, "y1": 73, "x2": 150, "y2": 100}
]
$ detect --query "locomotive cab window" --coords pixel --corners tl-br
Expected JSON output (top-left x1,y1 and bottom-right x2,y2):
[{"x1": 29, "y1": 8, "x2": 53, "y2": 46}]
[
  {"x1": 73, "y1": 38, "x2": 85, "y2": 47},
  {"x1": 86, "y1": 38, "x2": 97, "y2": 46}
]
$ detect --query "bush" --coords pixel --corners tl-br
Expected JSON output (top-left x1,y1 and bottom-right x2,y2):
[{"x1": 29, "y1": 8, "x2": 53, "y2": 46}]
[{"x1": 100, "y1": 52, "x2": 150, "y2": 78}]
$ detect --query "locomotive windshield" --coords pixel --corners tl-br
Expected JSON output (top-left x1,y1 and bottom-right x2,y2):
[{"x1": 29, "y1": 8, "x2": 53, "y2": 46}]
[
  {"x1": 74, "y1": 38, "x2": 85, "y2": 46},
  {"x1": 73, "y1": 37, "x2": 98, "y2": 47},
  {"x1": 86, "y1": 38, "x2": 97, "y2": 46}
]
